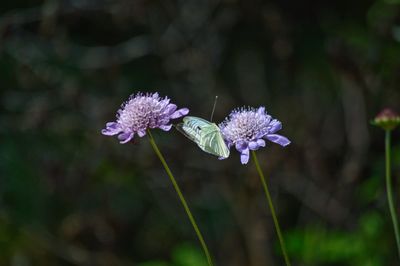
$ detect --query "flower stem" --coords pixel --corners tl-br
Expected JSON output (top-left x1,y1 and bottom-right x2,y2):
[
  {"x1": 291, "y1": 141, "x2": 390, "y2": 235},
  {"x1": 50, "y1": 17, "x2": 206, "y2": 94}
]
[
  {"x1": 385, "y1": 130, "x2": 400, "y2": 259},
  {"x1": 147, "y1": 130, "x2": 214, "y2": 266},
  {"x1": 251, "y1": 151, "x2": 291, "y2": 266}
]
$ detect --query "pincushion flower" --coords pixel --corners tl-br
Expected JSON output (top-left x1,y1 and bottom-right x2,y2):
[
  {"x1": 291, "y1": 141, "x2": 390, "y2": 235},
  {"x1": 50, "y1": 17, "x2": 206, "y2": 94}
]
[
  {"x1": 220, "y1": 106, "x2": 292, "y2": 265},
  {"x1": 102, "y1": 92, "x2": 189, "y2": 143},
  {"x1": 219, "y1": 106, "x2": 290, "y2": 164},
  {"x1": 101, "y1": 92, "x2": 213, "y2": 265}
]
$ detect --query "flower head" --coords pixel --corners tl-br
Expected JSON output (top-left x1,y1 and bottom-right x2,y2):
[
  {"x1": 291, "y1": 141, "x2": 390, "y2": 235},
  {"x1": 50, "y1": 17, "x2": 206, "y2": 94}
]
[
  {"x1": 102, "y1": 92, "x2": 189, "y2": 143},
  {"x1": 219, "y1": 106, "x2": 290, "y2": 164},
  {"x1": 371, "y1": 108, "x2": 400, "y2": 131}
]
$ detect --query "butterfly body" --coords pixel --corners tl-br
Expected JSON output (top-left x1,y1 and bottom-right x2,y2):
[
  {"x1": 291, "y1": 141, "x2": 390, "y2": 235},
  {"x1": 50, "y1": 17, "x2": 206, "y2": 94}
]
[{"x1": 177, "y1": 116, "x2": 230, "y2": 158}]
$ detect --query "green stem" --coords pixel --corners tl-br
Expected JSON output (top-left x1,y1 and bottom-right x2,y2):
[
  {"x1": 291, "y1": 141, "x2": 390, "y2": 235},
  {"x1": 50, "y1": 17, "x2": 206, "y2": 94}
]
[
  {"x1": 251, "y1": 151, "x2": 291, "y2": 266},
  {"x1": 147, "y1": 130, "x2": 214, "y2": 266},
  {"x1": 385, "y1": 130, "x2": 400, "y2": 259}
]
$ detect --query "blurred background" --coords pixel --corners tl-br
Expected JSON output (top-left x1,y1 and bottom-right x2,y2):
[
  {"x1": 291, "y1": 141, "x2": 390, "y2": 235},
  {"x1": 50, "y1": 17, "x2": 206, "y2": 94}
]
[{"x1": 1, "y1": 0, "x2": 400, "y2": 265}]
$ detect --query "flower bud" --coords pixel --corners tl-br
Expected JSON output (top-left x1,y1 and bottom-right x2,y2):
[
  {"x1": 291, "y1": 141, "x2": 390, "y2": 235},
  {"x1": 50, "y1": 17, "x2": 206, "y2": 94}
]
[{"x1": 371, "y1": 108, "x2": 400, "y2": 131}]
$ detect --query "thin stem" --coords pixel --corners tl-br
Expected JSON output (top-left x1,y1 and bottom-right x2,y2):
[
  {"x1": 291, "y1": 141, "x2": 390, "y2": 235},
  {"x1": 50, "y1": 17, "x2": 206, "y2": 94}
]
[
  {"x1": 147, "y1": 130, "x2": 214, "y2": 266},
  {"x1": 385, "y1": 130, "x2": 400, "y2": 259},
  {"x1": 251, "y1": 151, "x2": 291, "y2": 266}
]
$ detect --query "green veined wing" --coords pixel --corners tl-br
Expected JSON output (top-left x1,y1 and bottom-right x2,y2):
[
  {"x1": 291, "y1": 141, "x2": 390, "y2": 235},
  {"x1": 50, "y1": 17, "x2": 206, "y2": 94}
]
[
  {"x1": 176, "y1": 116, "x2": 230, "y2": 158},
  {"x1": 175, "y1": 116, "x2": 206, "y2": 143},
  {"x1": 199, "y1": 124, "x2": 230, "y2": 158}
]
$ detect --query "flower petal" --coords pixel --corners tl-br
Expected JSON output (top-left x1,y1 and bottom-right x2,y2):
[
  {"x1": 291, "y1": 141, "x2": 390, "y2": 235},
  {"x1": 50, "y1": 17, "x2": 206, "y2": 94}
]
[
  {"x1": 235, "y1": 140, "x2": 248, "y2": 152},
  {"x1": 102, "y1": 128, "x2": 119, "y2": 136},
  {"x1": 159, "y1": 124, "x2": 173, "y2": 131},
  {"x1": 255, "y1": 131, "x2": 267, "y2": 139},
  {"x1": 102, "y1": 122, "x2": 121, "y2": 136},
  {"x1": 137, "y1": 130, "x2": 146, "y2": 137},
  {"x1": 248, "y1": 141, "x2": 259, "y2": 150},
  {"x1": 165, "y1": 104, "x2": 177, "y2": 115},
  {"x1": 106, "y1": 122, "x2": 118, "y2": 128},
  {"x1": 257, "y1": 139, "x2": 266, "y2": 147},
  {"x1": 240, "y1": 148, "x2": 250, "y2": 164},
  {"x1": 118, "y1": 132, "x2": 134, "y2": 144},
  {"x1": 171, "y1": 108, "x2": 189, "y2": 119},
  {"x1": 226, "y1": 141, "x2": 233, "y2": 149},
  {"x1": 159, "y1": 98, "x2": 171, "y2": 107},
  {"x1": 265, "y1": 134, "x2": 290, "y2": 146},
  {"x1": 101, "y1": 130, "x2": 111, "y2": 136},
  {"x1": 269, "y1": 119, "x2": 282, "y2": 133},
  {"x1": 257, "y1": 106, "x2": 265, "y2": 115}
]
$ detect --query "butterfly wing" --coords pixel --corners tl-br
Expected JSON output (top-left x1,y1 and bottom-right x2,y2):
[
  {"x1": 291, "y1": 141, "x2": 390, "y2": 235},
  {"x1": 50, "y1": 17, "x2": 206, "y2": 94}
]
[
  {"x1": 177, "y1": 116, "x2": 230, "y2": 158},
  {"x1": 175, "y1": 116, "x2": 209, "y2": 143},
  {"x1": 182, "y1": 116, "x2": 213, "y2": 129},
  {"x1": 200, "y1": 124, "x2": 230, "y2": 158},
  {"x1": 175, "y1": 123, "x2": 199, "y2": 143}
]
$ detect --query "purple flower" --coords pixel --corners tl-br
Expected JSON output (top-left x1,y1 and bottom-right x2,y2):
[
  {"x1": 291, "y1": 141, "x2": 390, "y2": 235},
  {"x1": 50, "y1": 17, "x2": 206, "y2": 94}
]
[
  {"x1": 219, "y1": 106, "x2": 290, "y2": 164},
  {"x1": 102, "y1": 92, "x2": 189, "y2": 143}
]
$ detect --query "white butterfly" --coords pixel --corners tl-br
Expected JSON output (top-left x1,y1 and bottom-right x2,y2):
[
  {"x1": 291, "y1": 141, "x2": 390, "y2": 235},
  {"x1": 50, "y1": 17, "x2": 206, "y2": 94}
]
[{"x1": 176, "y1": 116, "x2": 230, "y2": 159}]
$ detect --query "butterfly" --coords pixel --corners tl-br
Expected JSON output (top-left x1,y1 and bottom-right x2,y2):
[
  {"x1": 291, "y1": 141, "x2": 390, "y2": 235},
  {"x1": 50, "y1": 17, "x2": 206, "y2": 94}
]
[{"x1": 176, "y1": 116, "x2": 230, "y2": 159}]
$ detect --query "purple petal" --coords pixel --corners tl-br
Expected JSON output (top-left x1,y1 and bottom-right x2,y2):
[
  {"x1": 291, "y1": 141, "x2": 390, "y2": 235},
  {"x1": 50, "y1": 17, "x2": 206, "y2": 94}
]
[
  {"x1": 137, "y1": 130, "x2": 146, "y2": 137},
  {"x1": 265, "y1": 134, "x2": 290, "y2": 146},
  {"x1": 165, "y1": 104, "x2": 177, "y2": 115},
  {"x1": 248, "y1": 141, "x2": 259, "y2": 150},
  {"x1": 156, "y1": 117, "x2": 171, "y2": 126},
  {"x1": 235, "y1": 141, "x2": 248, "y2": 152},
  {"x1": 240, "y1": 148, "x2": 250, "y2": 164},
  {"x1": 227, "y1": 142, "x2": 233, "y2": 149},
  {"x1": 102, "y1": 128, "x2": 119, "y2": 136},
  {"x1": 106, "y1": 122, "x2": 118, "y2": 129},
  {"x1": 102, "y1": 122, "x2": 121, "y2": 136},
  {"x1": 159, "y1": 124, "x2": 173, "y2": 131},
  {"x1": 257, "y1": 107, "x2": 265, "y2": 115},
  {"x1": 159, "y1": 98, "x2": 171, "y2": 107},
  {"x1": 257, "y1": 139, "x2": 266, "y2": 147},
  {"x1": 171, "y1": 108, "x2": 189, "y2": 119},
  {"x1": 255, "y1": 131, "x2": 267, "y2": 139},
  {"x1": 118, "y1": 132, "x2": 134, "y2": 144},
  {"x1": 269, "y1": 119, "x2": 282, "y2": 133}
]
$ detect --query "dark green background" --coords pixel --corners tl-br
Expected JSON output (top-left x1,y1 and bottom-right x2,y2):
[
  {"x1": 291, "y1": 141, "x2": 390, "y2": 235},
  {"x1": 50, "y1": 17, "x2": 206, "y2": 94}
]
[{"x1": 1, "y1": 0, "x2": 400, "y2": 265}]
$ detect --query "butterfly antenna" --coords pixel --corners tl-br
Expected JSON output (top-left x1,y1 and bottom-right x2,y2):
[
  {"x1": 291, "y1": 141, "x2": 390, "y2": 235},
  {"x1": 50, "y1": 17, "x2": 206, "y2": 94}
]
[{"x1": 210, "y1": 95, "x2": 218, "y2": 122}]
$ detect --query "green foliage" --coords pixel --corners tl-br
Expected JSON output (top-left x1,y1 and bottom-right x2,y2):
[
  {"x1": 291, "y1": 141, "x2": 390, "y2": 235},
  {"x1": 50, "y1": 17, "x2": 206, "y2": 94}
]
[
  {"x1": 138, "y1": 244, "x2": 207, "y2": 266},
  {"x1": 286, "y1": 212, "x2": 390, "y2": 265},
  {"x1": 172, "y1": 244, "x2": 207, "y2": 266},
  {"x1": 284, "y1": 144, "x2": 400, "y2": 265}
]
